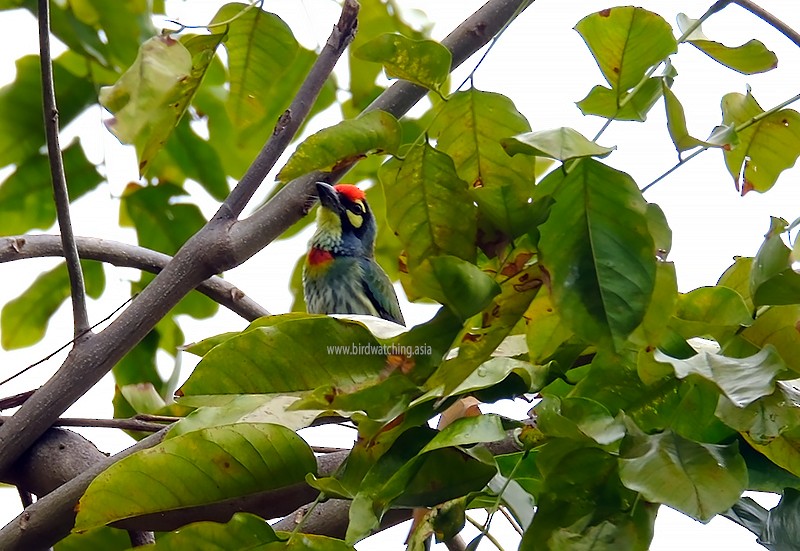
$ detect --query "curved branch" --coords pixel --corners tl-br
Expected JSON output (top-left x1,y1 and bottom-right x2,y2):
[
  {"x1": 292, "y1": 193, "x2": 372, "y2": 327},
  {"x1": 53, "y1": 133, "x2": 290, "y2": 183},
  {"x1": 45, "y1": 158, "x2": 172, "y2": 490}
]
[{"x1": 0, "y1": 235, "x2": 269, "y2": 321}]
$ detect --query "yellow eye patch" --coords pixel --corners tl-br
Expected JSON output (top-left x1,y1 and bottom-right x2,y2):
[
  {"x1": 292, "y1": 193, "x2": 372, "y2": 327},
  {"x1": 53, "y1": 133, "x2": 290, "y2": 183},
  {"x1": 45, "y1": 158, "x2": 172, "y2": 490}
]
[{"x1": 346, "y1": 209, "x2": 363, "y2": 228}]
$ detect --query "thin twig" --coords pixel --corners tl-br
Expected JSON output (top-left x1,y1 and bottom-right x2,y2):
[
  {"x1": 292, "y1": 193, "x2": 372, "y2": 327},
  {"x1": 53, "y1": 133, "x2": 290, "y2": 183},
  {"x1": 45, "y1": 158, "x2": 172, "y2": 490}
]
[
  {"x1": 37, "y1": 0, "x2": 90, "y2": 338},
  {"x1": 0, "y1": 415, "x2": 170, "y2": 433},
  {"x1": 215, "y1": 0, "x2": 360, "y2": 221},
  {"x1": 0, "y1": 234, "x2": 270, "y2": 321},
  {"x1": 0, "y1": 294, "x2": 135, "y2": 389},
  {"x1": 466, "y1": 515, "x2": 507, "y2": 551}
]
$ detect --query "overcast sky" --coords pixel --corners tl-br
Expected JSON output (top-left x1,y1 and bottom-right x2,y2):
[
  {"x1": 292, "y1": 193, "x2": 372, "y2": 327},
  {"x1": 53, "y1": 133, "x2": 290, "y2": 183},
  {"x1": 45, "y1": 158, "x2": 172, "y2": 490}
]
[{"x1": 1, "y1": 1, "x2": 798, "y2": 548}]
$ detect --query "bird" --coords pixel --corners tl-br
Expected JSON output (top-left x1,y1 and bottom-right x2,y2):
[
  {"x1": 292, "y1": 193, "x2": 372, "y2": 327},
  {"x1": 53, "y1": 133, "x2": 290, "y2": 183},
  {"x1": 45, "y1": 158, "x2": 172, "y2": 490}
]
[{"x1": 303, "y1": 182, "x2": 405, "y2": 326}]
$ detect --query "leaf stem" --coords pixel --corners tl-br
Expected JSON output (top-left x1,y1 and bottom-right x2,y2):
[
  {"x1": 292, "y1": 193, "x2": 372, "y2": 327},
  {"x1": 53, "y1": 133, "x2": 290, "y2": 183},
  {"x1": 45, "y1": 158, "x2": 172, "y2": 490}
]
[{"x1": 37, "y1": 0, "x2": 90, "y2": 338}]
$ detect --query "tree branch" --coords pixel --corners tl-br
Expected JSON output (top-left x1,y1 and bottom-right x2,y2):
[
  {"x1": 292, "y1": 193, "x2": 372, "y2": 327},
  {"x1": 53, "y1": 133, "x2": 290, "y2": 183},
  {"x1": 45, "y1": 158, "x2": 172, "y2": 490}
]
[
  {"x1": 37, "y1": 0, "x2": 90, "y2": 337},
  {"x1": 0, "y1": 234, "x2": 269, "y2": 321},
  {"x1": 730, "y1": 0, "x2": 800, "y2": 48},
  {"x1": 0, "y1": 415, "x2": 169, "y2": 433}
]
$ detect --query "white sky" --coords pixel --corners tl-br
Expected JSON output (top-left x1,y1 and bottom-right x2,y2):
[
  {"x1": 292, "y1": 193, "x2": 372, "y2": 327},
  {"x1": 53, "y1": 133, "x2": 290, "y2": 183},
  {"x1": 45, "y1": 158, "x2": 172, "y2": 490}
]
[{"x1": 1, "y1": 0, "x2": 798, "y2": 548}]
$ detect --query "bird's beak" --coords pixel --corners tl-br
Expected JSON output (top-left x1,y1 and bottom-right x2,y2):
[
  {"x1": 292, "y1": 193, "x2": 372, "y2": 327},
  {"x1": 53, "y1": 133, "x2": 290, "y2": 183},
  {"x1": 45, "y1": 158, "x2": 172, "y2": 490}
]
[{"x1": 316, "y1": 182, "x2": 343, "y2": 214}]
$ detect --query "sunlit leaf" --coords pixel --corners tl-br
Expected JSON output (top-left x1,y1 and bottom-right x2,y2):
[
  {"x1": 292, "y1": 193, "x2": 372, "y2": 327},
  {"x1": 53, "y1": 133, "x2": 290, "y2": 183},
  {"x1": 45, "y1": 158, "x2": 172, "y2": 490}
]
[
  {"x1": 379, "y1": 143, "x2": 476, "y2": 270},
  {"x1": 749, "y1": 217, "x2": 800, "y2": 306},
  {"x1": 179, "y1": 315, "x2": 386, "y2": 396},
  {"x1": 536, "y1": 395, "x2": 625, "y2": 446},
  {"x1": 502, "y1": 127, "x2": 615, "y2": 161},
  {"x1": 69, "y1": 0, "x2": 154, "y2": 67},
  {"x1": 1, "y1": 260, "x2": 104, "y2": 349},
  {"x1": 654, "y1": 345, "x2": 785, "y2": 407},
  {"x1": 429, "y1": 89, "x2": 536, "y2": 237},
  {"x1": 278, "y1": 110, "x2": 402, "y2": 182},
  {"x1": 74, "y1": 423, "x2": 315, "y2": 531},
  {"x1": 538, "y1": 159, "x2": 656, "y2": 349},
  {"x1": 354, "y1": 33, "x2": 451, "y2": 90},
  {"x1": 742, "y1": 305, "x2": 800, "y2": 375},
  {"x1": 677, "y1": 13, "x2": 778, "y2": 75},
  {"x1": 619, "y1": 421, "x2": 747, "y2": 521},
  {"x1": 578, "y1": 77, "x2": 664, "y2": 121},
  {"x1": 420, "y1": 414, "x2": 509, "y2": 453},
  {"x1": 721, "y1": 90, "x2": 800, "y2": 194}
]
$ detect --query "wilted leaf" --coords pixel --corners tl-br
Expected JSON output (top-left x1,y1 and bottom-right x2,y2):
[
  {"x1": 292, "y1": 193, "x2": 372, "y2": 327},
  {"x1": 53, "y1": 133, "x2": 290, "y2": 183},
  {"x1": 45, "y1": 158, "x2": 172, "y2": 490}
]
[{"x1": 662, "y1": 81, "x2": 735, "y2": 151}]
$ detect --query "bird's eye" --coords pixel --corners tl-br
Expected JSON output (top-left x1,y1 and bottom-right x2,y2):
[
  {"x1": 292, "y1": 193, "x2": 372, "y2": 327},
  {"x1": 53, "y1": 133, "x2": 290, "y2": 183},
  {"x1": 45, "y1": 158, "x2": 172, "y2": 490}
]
[{"x1": 350, "y1": 200, "x2": 365, "y2": 215}]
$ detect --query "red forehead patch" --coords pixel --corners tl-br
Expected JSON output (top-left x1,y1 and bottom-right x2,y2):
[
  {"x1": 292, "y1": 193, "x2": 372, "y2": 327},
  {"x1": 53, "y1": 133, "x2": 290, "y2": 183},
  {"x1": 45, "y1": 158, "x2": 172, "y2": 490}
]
[{"x1": 334, "y1": 184, "x2": 366, "y2": 202}]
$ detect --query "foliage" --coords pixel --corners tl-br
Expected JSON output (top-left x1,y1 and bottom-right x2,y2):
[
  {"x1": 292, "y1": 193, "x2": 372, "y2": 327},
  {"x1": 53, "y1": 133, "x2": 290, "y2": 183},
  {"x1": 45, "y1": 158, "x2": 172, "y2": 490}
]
[{"x1": 1, "y1": 1, "x2": 800, "y2": 550}]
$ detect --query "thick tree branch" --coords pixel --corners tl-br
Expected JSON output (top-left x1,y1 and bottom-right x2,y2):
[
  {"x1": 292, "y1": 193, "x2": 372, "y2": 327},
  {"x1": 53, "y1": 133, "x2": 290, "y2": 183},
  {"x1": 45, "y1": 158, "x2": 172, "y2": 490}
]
[
  {"x1": 37, "y1": 0, "x2": 90, "y2": 337},
  {"x1": 0, "y1": 234, "x2": 269, "y2": 321},
  {"x1": 230, "y1": 0, "x2": 534, "y2": 261},
  {"x1": 0, "y1": 415, "x2": 168, "y2": 433},
  {"x1": 0, "y1": 429, "x2": 166, "y2": 550}
]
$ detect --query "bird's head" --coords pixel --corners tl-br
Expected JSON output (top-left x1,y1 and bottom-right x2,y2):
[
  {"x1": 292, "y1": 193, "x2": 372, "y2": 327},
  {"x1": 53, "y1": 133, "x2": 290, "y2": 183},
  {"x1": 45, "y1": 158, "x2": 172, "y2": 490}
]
[{"x1": 310, "y1": 182, "x2": 377, "y2": 256}]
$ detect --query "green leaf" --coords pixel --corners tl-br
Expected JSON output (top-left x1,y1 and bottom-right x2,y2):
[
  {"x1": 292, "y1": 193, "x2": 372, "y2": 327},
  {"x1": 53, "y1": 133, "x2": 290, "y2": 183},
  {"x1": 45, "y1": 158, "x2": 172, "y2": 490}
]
[
  {"x1": 654, "y1": 345, "x2": 786, "y2": 407},
  {"x1": 578, "y1": 77, "x2": 664, "y2": 121},
  {"x1": 411, "y1": 255, "x2": 500, "y2": 320},
  {"x1": 538, "y1": 159, "x2": 656, "y2": 349},
  {"x1": 0, "y1": 54, "x2": 95, "y2": 168},
  {"x1": 742, "y1": 305, "x2": 800, "y2": 374},
  {"x1": 536, "y1": 395, "x2": 626, "y2": 446},
  {"x1": 745, "y1": 428, "x2": 800, "y2": 479},
  {"x1": 425, "y1": 248, "x2": 546, "y2": 394},
  {"x1": 749, "y1": 217, "x2": 800, "y2": 306},
  {"x1": 502, "y1": 127, "x2": 615, "y2": 162},
  {"x1": 716, "y1": 382, "x2": 800, "y2": 445},
  {"x1": 420, "y1": 414, "x2": 509, "y2": 453},
  {"x1": 100, "y1": 35, "x2": 210, "y2": 175},
  {"x1": 575, "y1": 6, "x2": 676, "y2": 120},
  {"x1": 1, "y1": 260, "x2": 104, "y2": 349},
  {"x1": 576, "y1": 7, "x2": 676, "y2": 91},
  {"x1": 278, "y1": 110, "x2": 402, "y2": 182},
  {"x1": 211, "y1": 3, "x2": 297, "y2": 130},
  {"x1": 69, "y1": 0, "x2": 155, "y2": 67},
  {"x1": 170, "y1": 395, "x2": 320, "y2": 438},
  {"x1": 179, "y1": 315, "x2": 386, "y2": 396},
  {"x1": 619, "y1": 422, "x2": 748, "y2": 521},
  {"x1": 721, "y1": 91, "x2": 800, "y2": 194},
  {"x1": 429, "y1": 89, "x2": 536, "y2": 237},
  {"x1": 379, "y1": 143, "x2": 476, "y2": 270},
  {"x1": 662, "y1": 81, "x2": 735, "y2": 151},
  {"x1": 525, "y1": 293, "x2": 574, "y2": 364},
  {"x1": 140, "y1": 513, "x2": 281, "y2": 550},
  {"x1": 347, "y1": 0, "x2": 426, "y2": 109},
  {"x1": 354, "y1": 33, "x2": 451, "y2": 90},
  {"x1": 0, "y1": 141, "x2": 103, "y2": 236},
  {"x1": 670, "y1": 286, "x2": 753, "y2": 339},
  {"x1": 763, "y1": 489, "x2": 800, "y2": 550},
  {"x1": 74, "y1": 423, "x2": 315, "y2": 531},
  {"x1": 718, "y1": 257, "x2": 755, "y2": 310},
  {"x1": 677, "y1": 13, "x2": 778, "y2": 74}
]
